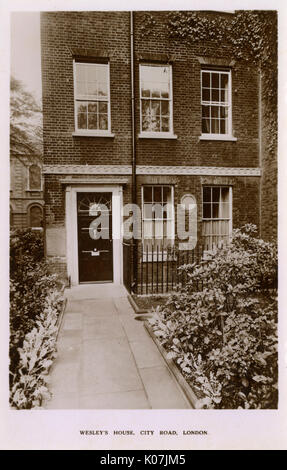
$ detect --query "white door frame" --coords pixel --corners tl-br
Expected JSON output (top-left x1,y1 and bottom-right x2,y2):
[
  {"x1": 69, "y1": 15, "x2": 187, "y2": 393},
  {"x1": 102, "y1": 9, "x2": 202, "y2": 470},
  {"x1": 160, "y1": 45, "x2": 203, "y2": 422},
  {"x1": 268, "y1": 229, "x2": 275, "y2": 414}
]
[{"x1": 65, "y1": 185, "x2": 123, "y2": 286}]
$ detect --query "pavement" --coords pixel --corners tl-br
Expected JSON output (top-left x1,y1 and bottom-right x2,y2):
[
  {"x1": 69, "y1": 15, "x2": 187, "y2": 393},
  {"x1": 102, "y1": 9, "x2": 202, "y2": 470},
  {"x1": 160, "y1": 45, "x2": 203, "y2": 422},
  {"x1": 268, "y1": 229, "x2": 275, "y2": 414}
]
[{"x1": 44, "y1": 284, "x2": 191, "y2": 409}]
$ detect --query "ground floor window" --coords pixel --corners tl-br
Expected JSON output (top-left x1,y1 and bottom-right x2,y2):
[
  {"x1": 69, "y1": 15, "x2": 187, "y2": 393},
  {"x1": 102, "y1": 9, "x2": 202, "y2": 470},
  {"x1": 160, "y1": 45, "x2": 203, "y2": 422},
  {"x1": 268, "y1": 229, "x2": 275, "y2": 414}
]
[
  {"x1": 29, "y1": 204, "x2": 43, "y2": 229},
  {"x1": 202, "y1": 186, "x2": 232, "y2": 250},
  {"x1": 142, "y1": 185, "x2": 174, "y2": 258}
]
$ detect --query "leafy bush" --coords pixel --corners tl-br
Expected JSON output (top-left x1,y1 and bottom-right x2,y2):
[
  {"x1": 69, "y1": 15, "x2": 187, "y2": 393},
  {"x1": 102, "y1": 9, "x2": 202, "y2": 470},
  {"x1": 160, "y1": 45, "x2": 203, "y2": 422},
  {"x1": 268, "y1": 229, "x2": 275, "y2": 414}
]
[
  {"x1": 10, "y1": 229, "x2": 63, "y2": 407},
  {"x1": 10, "y1": 291, "x2": 61, "y2": 409},
  {"x1": 149, "y1": 225, "x2": 278, "y2": 409}
]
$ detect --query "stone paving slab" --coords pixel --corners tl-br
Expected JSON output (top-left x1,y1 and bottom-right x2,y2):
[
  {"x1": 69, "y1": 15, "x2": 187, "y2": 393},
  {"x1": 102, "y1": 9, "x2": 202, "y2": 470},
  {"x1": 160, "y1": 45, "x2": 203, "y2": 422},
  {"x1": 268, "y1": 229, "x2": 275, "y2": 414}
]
[
  {"x1": 129, "y1": 339, "x2": 164, "y2": 369},
  {"x1": 139, "y1": 365, "x2": 190, "y2": 409},
  {"x1": 45, "y1": 284, "x2": 192, "y2": 409}
]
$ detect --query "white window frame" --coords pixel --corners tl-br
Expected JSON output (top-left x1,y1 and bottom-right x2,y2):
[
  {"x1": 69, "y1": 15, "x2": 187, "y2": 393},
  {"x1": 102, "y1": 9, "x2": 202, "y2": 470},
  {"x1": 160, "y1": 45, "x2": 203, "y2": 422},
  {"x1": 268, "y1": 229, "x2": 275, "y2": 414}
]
[
  {"x1": 27, "y1": 164, "x2": 42, "y2": 191},
  {"x1": 200, "y1": 69, "x2": 236, "y2": 141},
  {"x1": 73, "y1": 60, "x2": 113, "y2": 137},
  {"x1": 141, "y1": 185, "x2": 175, "y2": 261},
  {"x1": 202, "y1": 186, "x2": 232, "y2": 250},
  {"x1": 139, "y1": 64, "x2": 177, "y2": 139}
]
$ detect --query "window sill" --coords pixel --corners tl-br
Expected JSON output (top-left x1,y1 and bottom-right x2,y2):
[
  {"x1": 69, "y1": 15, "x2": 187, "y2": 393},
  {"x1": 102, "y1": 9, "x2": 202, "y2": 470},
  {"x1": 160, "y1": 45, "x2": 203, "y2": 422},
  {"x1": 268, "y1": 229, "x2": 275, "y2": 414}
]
[
  {"x1": 199, "y1": 134, "x2": 237, "y2": 142},
  {"x1": 26, "y1": 189, "x2": 43, "y2": 193},
  {"x1": 138, "y1": 132, "x2": 178, "y2": 140},
  {"x1": 72, "y1": 131, "x2": 115, "y2": 138}
]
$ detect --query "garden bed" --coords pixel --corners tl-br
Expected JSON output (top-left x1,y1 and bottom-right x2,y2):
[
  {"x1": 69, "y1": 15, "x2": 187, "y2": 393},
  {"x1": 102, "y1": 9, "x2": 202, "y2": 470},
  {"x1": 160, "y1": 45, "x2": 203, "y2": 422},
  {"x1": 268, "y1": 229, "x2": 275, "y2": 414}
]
[
  {"x1": 145, "y1": 226, "x2": 278, "y2": 409},
  {"x1": 9, "y1": 229, "x2": 65, "y2": 409},
  {"x1": 129, "y1": 294, "x2": 169, "y2": 313}
]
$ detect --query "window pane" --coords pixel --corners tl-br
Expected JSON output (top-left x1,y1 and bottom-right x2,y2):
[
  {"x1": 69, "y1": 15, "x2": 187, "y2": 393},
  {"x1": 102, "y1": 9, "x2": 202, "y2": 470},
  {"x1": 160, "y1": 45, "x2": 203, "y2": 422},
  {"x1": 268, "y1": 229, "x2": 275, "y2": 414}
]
[
  {"x1": 88, "y1": 113, "x2": 98, "y2": 129},
  {"x1": 203, "y1": 186, "x2": 211, "y2": 202},
  {"x1": 211, "y1": 106, "x2": 219, "y2": 118},
  {"x1": 211, "y1": 73, "x2": 219, "y2": 88},
  {"x1": 202, "y1": 105, "x2": 210, "y2": 117},
  {"x1": 202, "y1": 89, "x2": 210, "y2": 101},
  {"x1": 211, "y1": 119, "x2": 220, "y2": 133},
  {"x1": 78, "y1": 112, "x2": 87, "y2": 129},
  {"x1": 153, "y1": 203, "x2": 163, "y2": 219},
  {"x1": 212, "y1": 187, "x2": 220, "y2": 202},
  {"x1": 144, "y1": 204, "x2": 153, "y2": 219},
  {"x1": 221, "y1": 73, "x2": 229, "y2": 89},
  {"x1": 77, "y1": 102, "x2": 87, "y2": 113},
  {"x1": 142, "y1": 114, "x2": 160, "y2": 132},
  {"x1": 144, "y1": 186, "x2": 152, "y2": 202},
  {"x1": 99, "y1": 102, "x2": 108, "y2": 113},
  {"x1": 220, "y1": 89, "x2": 228, "y2": 103},
  {"x1": 151, "y1": 100, "x2": 160, "y2": 114},
  {"x1": 143, "y1": 220, "x2": 152, "y2": 238},
  {"x1": 88, "y1": 102, "x2": 97, "y2": 113},
  {"x1": 202, "y1": 72, "x2": 210, "y2": 87},
  {"x1": 99, "y1": 114, "x2": 108, "y2": 130},
  {"x1": 220, "y1": 107, "x2": 228, "y2": 118},
  {"x1": 161, "y1": 117, "x2": 170, "y2": 132},
  {"x1": 161, "y1": 101, "x2": 169, "y2": 116},
  {"x1": 98, "y1": 81, "x2": 108, "y2": 97},
  {"x1": 162, "y1": 186, "x2": 171, "y2": 202},
  {"x1": 211, "y1": 89, "x2": 219, "y2": 101},
  {"x1": 151, "y1": 86, "x2": 161, "y2": 98},
  {"x1": 202, "y1": 118, "x2": 210, "y2": 133},
  {"x1": 203, "y1": 203, "x2": 211, "y2": 219},
  {"x1": 142, "y1": 100, "x2": 150, "y2": 114},
  {"x1": 212, "y1": 203, "x2": 219, "y2": 218},
  {"x1": 220, "y1": 119, "x2": 226, "y2": 134},
  {"x1": 153, "y1": 186, "x2": 162, "y2": 202},
  {"x1": 155, "y1": 220, "x2": 163, "y2": 238}
]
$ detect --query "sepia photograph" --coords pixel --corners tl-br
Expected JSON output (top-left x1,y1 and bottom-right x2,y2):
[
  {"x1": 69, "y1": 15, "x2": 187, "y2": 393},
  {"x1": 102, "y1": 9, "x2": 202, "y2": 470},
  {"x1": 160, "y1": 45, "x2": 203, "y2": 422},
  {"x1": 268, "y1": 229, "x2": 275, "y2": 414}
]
[{"x1": 1, "y1": 0, "x2": 286, "y2": 451}]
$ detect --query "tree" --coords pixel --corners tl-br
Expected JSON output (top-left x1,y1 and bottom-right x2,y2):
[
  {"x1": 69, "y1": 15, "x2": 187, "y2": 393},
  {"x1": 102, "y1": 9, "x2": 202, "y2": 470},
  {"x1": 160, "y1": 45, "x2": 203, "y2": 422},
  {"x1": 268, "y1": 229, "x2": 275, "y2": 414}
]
[{"x1": 10, "y1": 76, "x2": 43, "y2": 163}]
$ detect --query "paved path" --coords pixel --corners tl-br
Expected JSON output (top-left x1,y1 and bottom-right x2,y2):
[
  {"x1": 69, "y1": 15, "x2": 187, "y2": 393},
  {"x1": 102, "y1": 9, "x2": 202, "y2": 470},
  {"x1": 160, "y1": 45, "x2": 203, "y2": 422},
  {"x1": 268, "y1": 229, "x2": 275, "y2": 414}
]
[{"x1": 45, "y1": 284, "x2": 191, "y2": 409}]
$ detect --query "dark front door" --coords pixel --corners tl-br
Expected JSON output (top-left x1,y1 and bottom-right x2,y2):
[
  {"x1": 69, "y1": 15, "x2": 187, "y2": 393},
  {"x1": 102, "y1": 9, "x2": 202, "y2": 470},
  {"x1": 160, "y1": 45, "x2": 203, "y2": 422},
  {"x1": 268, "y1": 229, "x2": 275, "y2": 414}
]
[{"x1": 77, "y1": 192, "x2": 113, "y2": 283}]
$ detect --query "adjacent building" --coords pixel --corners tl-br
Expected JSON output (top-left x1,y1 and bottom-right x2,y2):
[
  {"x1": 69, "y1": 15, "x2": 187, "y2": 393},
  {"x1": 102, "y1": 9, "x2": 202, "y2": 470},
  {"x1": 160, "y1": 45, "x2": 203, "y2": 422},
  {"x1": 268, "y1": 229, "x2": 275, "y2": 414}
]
[{"x1": 10, "y1": 156, "x2": 44, "y2": 230}]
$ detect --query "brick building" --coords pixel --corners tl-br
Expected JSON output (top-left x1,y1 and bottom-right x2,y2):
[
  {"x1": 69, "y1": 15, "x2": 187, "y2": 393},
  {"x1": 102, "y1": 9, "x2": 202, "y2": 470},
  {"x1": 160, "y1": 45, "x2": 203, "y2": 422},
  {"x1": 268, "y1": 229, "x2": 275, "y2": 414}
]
[
  {"x1": 40, "y1": 11, "x2": 273, "y2": 288},
  {"x1": 10, "y1": 156, "x2": 44, "y2": 230}
]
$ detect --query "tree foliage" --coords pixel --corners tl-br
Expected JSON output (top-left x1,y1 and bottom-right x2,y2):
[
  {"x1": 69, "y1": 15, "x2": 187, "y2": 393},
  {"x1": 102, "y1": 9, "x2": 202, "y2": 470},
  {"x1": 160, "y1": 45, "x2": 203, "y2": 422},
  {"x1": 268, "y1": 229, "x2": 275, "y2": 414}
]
[{"x1": 10, "y1": 76, "x2": 43, "y2": 163}]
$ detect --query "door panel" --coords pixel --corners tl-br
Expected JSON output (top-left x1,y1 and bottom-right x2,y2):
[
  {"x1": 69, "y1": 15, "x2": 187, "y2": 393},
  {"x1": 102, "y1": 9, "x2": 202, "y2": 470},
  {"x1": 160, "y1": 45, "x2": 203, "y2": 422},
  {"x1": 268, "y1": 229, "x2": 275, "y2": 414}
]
[{"x1": 77, "y1": 192, "x2": 113, "y2": 283}]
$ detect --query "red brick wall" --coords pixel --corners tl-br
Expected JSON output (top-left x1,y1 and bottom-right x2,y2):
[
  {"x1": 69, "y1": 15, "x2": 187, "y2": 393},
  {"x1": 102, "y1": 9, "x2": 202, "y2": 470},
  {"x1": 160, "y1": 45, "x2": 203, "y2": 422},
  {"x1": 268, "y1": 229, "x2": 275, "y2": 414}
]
[
  {"x1": 133, "y1": 11, "x2": 259, "y2": 169},
  {"x1": 41, "y1": 11, "x2": 261, "y2": 244},
  {"x1": 41, "y1": 11, "x2": 132, "y2": 166}
]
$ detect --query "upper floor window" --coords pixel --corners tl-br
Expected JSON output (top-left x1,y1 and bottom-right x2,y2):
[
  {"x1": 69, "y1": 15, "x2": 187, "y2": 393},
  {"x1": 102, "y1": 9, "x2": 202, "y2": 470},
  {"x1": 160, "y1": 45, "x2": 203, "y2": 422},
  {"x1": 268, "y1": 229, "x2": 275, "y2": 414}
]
[
  {"x1": 140, "y1": 64, "x2": 175, "y2": 138},
  {"x1": 201, "y1": 70, "x2": 232, "y2": 139},
  {"x1": 74, "y1": 61, "x2": 111, "y2": 135},
  {"x1": 28, "y1": 164, "x2": 41, "y2": 190}
]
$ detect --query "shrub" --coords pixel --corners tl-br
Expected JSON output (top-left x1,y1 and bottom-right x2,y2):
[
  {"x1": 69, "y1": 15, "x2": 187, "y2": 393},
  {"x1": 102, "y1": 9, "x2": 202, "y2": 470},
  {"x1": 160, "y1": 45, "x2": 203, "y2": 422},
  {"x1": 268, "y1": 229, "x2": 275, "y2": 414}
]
[
  {"x1": 9, "y1": 229, "x2": 62, "y2": 405},
  {"x1": 149, "y1": 225, "x2": 278, "y2": 409},
  {"x1": 10, "y1": 291, "x2": 61, "y2": 409}
]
